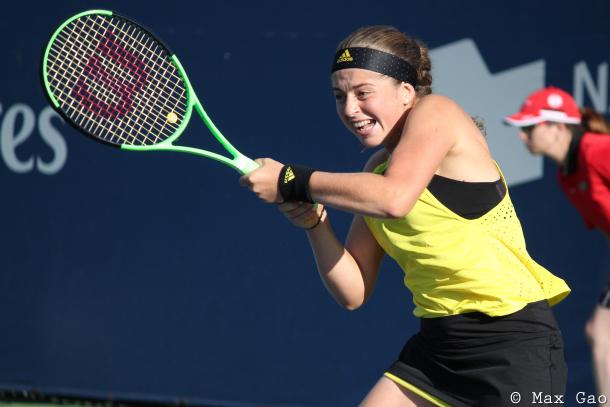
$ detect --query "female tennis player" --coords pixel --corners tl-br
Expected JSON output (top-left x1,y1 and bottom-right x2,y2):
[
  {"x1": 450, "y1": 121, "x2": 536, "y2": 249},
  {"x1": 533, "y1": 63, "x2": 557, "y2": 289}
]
[
  {"x1": 241, "y1": 26, "x2": 571, "y2": 406},
  {"x1": 505, "y1": 87, "x2": 610, "y2": 402}
]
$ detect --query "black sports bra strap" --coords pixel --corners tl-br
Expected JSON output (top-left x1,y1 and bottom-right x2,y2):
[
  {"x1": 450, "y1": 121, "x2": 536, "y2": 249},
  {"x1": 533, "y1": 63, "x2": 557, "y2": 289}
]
[{"x1": 427, "y1": 174, "x2": 506, "y2": 219}]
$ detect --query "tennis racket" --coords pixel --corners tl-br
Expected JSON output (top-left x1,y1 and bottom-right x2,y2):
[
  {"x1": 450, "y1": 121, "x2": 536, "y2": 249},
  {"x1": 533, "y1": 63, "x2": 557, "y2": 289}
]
[{"x1": 41, "y1": 9, "x2": 259, "y2": 174}]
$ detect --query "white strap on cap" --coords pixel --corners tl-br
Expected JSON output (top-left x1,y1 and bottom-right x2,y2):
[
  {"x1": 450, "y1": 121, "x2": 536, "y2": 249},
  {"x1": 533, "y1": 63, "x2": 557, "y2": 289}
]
[{"x1": 505, "y1": 109, "x2": 581, "y2": 127}]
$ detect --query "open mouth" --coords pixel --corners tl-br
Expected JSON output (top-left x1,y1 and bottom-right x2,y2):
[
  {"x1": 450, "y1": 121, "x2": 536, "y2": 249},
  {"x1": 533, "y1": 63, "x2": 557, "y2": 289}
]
[{"x1": 352, "y1": 119, "x2": 376, "y2": 133}]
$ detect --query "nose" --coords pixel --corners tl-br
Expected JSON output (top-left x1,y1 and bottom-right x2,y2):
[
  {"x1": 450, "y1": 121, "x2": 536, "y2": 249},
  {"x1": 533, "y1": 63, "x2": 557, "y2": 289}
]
[{"x1": 343, "y1": 95, "x2": 360, "y2": 118}]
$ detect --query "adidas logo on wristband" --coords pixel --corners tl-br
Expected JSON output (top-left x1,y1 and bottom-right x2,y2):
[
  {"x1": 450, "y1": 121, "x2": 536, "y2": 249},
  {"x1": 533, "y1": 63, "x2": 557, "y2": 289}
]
[
  {"x1": 278, "y1": 164, "x2": 315, "y2": 203},
  {"x1": 284, "y1": 166, "x2": 295, "y2": 183}
]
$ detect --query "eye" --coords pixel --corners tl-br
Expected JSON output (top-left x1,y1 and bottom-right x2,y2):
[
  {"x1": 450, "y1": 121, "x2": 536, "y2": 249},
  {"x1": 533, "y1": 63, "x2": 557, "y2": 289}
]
[
  {"x1": 357, "y1": 90, "x2": 371, "y2": 99},
  {"x1": 334, "y1": 93, "x2": 346, "y2": 103},
  {"x1": 521, "y1": 125, "x2": 535, "y2": 137}
]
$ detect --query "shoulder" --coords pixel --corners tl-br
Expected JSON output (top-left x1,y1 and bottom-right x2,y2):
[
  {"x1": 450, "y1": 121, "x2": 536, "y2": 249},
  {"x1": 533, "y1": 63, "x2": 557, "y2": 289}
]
[
  {"x1": 403, "y1": 94, "x2": 472, "y2": 143},
  {"x1": 406, "y1": 94, "x2": 469, "y2": 128},
  {"x1": 410, "y1": 94, "x2": 463, "y2": 116},
  {"x1": 581, "y1": 132, "x2": 610, "y2": 158},
  {"x1": 581, "y1": 132, "x2": 610, "y2": 174},
  {"x1": 363, "y1": 149, "x2": 390, "y2": 173}
]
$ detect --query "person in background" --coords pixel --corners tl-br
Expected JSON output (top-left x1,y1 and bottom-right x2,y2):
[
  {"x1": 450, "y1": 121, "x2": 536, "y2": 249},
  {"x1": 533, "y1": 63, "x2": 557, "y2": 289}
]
[{"x1": 505, "y1": 86, "x2": 610, "y2": 401}]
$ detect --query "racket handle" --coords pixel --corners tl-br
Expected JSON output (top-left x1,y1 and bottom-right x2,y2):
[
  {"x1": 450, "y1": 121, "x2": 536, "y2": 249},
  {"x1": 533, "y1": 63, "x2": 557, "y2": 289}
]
[{"x1": 235, "y1": 154, "x2": 260, "y2": 174}]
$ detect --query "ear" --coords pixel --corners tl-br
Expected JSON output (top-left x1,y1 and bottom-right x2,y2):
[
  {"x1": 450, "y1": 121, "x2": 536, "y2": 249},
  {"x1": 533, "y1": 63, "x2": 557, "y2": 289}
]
[{"x1": 401, "y1": 82, "x2": 416, "y2": 106}]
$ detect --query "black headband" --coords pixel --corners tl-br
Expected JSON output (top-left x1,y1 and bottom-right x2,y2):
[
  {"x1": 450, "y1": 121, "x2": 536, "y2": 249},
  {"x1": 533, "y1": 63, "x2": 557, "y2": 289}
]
[{"x1": 331, "y1": 47, "x2": 418, "y2": 86}]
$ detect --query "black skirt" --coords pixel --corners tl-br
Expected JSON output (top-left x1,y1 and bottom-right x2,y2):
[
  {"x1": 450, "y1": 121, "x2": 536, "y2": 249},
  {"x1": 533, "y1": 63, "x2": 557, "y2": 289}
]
[{"x1": 386, "y1": 300, "x2": 567, "y2": 406}]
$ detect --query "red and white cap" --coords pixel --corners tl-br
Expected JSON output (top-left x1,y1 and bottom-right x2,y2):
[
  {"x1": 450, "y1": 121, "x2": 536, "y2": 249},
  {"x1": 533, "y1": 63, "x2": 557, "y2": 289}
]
[{"x1": 505, "y1": 86, "x2": 581, "y2": 127}]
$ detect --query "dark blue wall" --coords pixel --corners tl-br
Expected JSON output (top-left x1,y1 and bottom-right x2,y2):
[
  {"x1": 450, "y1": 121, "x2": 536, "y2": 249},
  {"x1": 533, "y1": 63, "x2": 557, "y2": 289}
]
[{"x1": 1, "y1": 1, "x2": 609, "y2": 406}]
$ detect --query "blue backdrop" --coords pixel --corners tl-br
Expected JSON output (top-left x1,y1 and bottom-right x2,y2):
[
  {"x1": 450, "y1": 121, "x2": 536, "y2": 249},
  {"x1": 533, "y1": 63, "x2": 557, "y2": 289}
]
[{"x1": 1, "y1": 1, "x2": 609, "y2": 406}]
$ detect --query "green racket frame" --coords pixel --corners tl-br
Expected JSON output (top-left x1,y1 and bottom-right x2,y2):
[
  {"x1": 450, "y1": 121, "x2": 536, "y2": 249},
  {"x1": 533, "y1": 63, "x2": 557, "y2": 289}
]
[{"x1": 42, "y1": 9, "x2": 259, "y2": 175}]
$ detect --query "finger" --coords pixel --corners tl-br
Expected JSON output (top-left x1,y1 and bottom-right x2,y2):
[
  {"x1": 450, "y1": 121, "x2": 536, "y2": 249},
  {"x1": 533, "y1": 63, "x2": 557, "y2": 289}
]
[
  {"x1": 278, "y1": 201, "x2": 311, "y2": 213},
  {"x1": 288, "y1": 205, "x2": 314, "y2": 219},
  {"x1": 296, "y1": 209, "x2": 322, "y2": 228},
  {"x1": 279, "y1": 203, "x2": 306, "y2": 218},
  {"x1": 277, "y1": 202, "x2": 298, "y2": 212},
  {"x1": 284, "y1": 202, "x2": 316, "y2": 216},
  {"x1": 293, "y1": 208, "x2": 316, "y2": 222}
]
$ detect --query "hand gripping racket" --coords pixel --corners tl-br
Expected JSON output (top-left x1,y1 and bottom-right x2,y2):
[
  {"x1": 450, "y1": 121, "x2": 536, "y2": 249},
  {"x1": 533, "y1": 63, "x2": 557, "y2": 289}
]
[{"x1": 42, "y1": 9, "x2": 259, "y2": 174}]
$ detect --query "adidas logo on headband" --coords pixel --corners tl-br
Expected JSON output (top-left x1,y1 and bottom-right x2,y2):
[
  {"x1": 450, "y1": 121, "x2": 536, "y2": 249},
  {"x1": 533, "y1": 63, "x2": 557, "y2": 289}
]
[{"x1": 336, "y1": 49, "x2": 354, "y2": 63}]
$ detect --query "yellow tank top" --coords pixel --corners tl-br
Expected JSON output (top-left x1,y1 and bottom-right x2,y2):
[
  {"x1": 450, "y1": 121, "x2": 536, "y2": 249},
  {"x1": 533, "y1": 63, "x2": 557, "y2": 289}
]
[{"x1": 364, "y1": 161, "x2": 570, "y2": 318}]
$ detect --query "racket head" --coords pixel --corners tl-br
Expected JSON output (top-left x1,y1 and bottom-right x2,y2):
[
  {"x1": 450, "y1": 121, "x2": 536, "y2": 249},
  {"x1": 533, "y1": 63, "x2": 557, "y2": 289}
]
[{"x1": 42, "y1": 10, "x2": 192, "y2": 148}]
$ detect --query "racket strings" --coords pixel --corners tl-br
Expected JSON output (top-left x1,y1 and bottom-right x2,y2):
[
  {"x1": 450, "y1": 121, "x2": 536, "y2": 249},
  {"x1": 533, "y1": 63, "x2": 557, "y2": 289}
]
[
  {"x1": 49, "y1": 21, "x2": 171, "y2": 146},
  {"x1": 81, "y1": 15, "x2": 186, "y2": 145},
  {"x1": 87, "y1": 20, "x2": 179, "y2": 145},
  {"x1": 46, "y1": 14, "x2": 188, "y2": 146},
  {"x1": 50, "y1": 18, "x2": 155, "y2": 143},
  {"x1": 58, "y1": 22, "x2": 141, "y2": 142},
  {"x1": 100, "y1": 19, "x2": 186, "y2": 144},
  {"x1": 55, "y1": 15, "x2": 185, "y2": 144}
]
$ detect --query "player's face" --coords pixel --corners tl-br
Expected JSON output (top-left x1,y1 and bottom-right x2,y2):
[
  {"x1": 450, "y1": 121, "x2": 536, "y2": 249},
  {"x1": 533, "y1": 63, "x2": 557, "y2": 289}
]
[{"x1": 332, "y1": 68, "x2": 410, "y2": 149}]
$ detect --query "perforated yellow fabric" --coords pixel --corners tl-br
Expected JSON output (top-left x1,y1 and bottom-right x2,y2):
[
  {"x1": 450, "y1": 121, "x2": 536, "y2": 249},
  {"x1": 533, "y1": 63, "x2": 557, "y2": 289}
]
[{"x1": 364, "y1": 162, "x2": 570, "y2": 317}]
